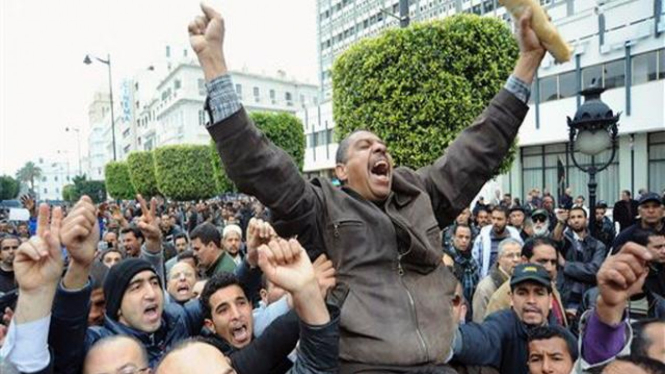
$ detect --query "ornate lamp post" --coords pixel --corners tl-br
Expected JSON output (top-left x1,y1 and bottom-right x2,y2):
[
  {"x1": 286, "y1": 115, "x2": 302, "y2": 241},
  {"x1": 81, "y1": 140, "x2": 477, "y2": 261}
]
[{"x1": 567, "y1": 83, "x2": 620, "y2": 236}]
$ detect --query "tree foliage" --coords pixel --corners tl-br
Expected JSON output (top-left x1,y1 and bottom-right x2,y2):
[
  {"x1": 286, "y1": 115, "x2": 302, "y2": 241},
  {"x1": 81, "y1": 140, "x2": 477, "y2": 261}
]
[
  {"x1": 105, "y1": 161, "x2": 136, "y2": 200},
  {"x1": 332, "y1": 14, "x2": 519, "y2": 174},
  {"x1": 15, "y1": 161, "x2": 42, "y2": 193},
  {"x1": 154, "y1": 145, "x2": 218, "y2": 201},
  {"x1": 63, "y1": 176, "x2": 106, "y2": 204},
  {"x1": 210, "y1": 140, "x2": 237, "y2": 194},
  {"x1": 250, "y1": 112, "x2": 306, "y2": 171},
  {"x1": 127, "y1": 151, "x2": 160, "y2": 198},
  {"x1": 0, "y1": 175, "x2": 20, "y2": 201}
]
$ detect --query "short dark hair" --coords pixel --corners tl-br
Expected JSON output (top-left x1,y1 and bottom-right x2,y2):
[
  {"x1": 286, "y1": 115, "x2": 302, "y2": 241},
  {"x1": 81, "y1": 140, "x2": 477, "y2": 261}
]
[
  {"x1": 190, "y1": 223, "x2": 221, "y2": 248},
  {"x1": 0, "y1": 235, "x2": 19, "y2": 249},
  {"x1": 569, "y1": 206, "x2": 587, "y2": 218},
  {"x1": 174, "y1": 233, "x2": 188, "y2": 243},
  {"x1": 335, "y1": 130, "x2": 367, "y2": 164},
  {"x1": 631, "y1": 319, "x2": 665, "y2": 359},
  {"x1": 200, "y1": 272, "x2": 246, "y2": 319},
  {"x1": 492, "y1": 206, "x2": 509, "y2": 217},
  {"x1": 177, "y1": 250, "x2": 197, "y2": 265},
  {"x1": 632, "y1": 229, "x2": 664, "y2": 247},
  {"x1": 453, "y1": 224, "x2": 471, "y2": 236},
  {"x1": 527, "y1": 325, "x2": 579, "y2": 362},
  {"x1": 623, "y1": 190, "x2": 632, "y2": 197},
  {"x1": 120, "y1": 226, "x2": 143, "y2": 241},
  {"x1": 611, "y1": 355, "x2": 665, "y2": 373},
  {"x1": 521, "y1": 237, "x2": 557, "y2": 260}
]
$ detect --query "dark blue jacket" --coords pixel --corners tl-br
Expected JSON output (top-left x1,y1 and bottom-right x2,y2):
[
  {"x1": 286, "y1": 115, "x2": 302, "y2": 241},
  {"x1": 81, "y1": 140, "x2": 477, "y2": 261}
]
[{"x1": 454, "y1": 309, "x2": 566, "y2": 374}]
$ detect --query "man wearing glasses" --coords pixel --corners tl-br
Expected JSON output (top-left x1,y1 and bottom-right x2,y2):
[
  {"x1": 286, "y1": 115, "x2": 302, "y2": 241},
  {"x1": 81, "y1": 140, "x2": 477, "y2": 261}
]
[{"x1": 0, "y1": 235, "x2": 19, "y2": 294}]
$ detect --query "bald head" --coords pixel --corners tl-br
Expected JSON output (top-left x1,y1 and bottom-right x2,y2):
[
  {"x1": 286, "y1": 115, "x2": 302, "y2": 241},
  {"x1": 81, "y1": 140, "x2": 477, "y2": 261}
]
[
  {"x1": 156, "y1": 341, "x2": 234, "y2": 374},
  {"x1": 84, "y1": 336, "x2": 148, "y2": 374}
]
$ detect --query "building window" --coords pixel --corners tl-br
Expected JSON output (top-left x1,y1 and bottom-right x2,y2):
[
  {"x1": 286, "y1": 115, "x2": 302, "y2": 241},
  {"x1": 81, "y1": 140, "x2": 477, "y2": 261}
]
[
  {"x1": 285, "y1": 92, "x2": 293, "y2": 106},
  {"x1": 581, "y1": 65, "x2": 602, "y2": 90},
  {"x1": 603, "y1": 60, "x2": 625, "y2": 89},
  {"x1": 648, "y1": 131, "x2": 665, "y2": 193},
  {"x1": 235, "y1": 84, "x2": 243, "y2": 98},
  {"x1": 558, "y1": 71, "x2": 577, "y2": 99},
  {"x1": 253, "y1": 86, "x2": 260, "y2": 102},
  {"x1": 56, "y1": 188, "x2": 59, "y2": 194},
  {"x1": 659, "y1": 49, "x2": 665, "y2": 80},
  {"x1": 327, "y1": 129, "x2": 334, "y2": 144},
  {"x1": 174, "y1": 79, "x2": 182, "y2": 90},
  {"x1": 43, "y1": 188, "x2": 48, "y2": 194},
  {"x1": 307, "y1": 133, "x2": 314, "y2": 148},
  {"x1": 632, "y1": 51, "x2": 658, "y2": 85},
  {"x1": 198, "y1": 110, "x2": 207, "y2": 126},
  {"x1": 270, "y1": 89, "x2": 276, "y2": 104},
  {"x1": 43, "y1": 177, "x2": 47, "y2": 182},
  {"x1": 54, "y1": 176, "x2": 58, "y2": 182},
  {"x1": 198, "y1": 79, "x2": 206, "y2": 95},
  {"x1": 539, "y1": 76, "x2": 558, "y2": 102}
]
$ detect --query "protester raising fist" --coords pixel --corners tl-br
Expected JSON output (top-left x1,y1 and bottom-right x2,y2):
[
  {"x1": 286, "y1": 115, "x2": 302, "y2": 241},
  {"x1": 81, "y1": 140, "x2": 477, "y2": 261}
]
[{"x1": 188, "y1": 2, "x2": 228, "y2": 81}]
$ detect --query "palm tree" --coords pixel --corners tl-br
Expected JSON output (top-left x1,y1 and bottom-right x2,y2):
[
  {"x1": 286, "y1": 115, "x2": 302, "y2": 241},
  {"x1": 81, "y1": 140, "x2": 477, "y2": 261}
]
[{"x1": 15, "y1": 161, "x2": 43, "y2": 194}]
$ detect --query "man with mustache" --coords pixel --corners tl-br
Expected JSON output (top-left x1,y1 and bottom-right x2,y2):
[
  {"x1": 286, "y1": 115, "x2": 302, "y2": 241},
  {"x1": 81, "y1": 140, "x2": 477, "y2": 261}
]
[
  {"x1": 191, "y1": 2, "x2": 547, "y2": 371},
  {"x1": 452, "y1": 263, "x2": 573, "y2": 374}
]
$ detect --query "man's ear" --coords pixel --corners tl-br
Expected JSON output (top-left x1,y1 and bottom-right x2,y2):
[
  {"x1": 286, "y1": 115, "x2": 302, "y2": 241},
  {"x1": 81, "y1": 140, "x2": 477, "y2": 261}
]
[
  {"x1": 204, "y1": 318, "x2": 215, "y2": 331},
  {"x1": 335, "y1": 164, "x2": 348, "y2": 183}
]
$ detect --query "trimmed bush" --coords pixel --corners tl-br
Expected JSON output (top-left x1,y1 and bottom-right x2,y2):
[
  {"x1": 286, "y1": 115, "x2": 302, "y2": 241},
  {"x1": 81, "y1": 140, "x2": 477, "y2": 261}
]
[
  {"x1": 154, "y1": 145, "x2": 218, "y2": 201},
  {"x1": 332, "y1": 13, "x2": 519, "y2": 174},
  {"x1": 105, "y1": 162, "x2": 136, "y2": 200},
  {"x1": 250, "y1": 112, "x2": 305, "y2": 171},
  {"x1": 127, "y1": 151, "x2": 159, "y2": 198},
  {"x1": 62, "y1": 184, "x2": 77, "y2": 203}
]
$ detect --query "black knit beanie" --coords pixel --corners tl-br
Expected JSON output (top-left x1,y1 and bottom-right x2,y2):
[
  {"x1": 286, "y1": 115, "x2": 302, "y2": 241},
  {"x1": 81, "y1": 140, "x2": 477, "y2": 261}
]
[{"x1": 103, "y1": 258, "x2": 159, "y2": 320}]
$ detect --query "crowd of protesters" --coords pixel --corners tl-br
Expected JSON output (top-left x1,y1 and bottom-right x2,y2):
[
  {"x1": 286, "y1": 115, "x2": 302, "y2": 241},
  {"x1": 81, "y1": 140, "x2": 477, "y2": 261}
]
[{"x1": 0, "y1": 4, "x2": 664, "y2": 374}]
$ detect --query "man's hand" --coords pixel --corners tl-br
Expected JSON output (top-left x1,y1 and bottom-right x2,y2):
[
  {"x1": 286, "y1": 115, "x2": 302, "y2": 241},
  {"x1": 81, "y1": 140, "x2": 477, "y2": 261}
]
[
  {"x1": 61, "y1": 196, "x2": 99, "y2": 268},
  {"x1": 136, "y1": 194, "x2": 162, "y2": 253},
  {"x1": 14, "y1": 204, "x2": 63, "y2": 294},
  {"x1": 246, "y1": 218, "x2": 277, "y2": 267},
  {"x1": 20, "y1": 194, "x2": 36, "y2": 218},
  {"x1": 188, "y1": 3, "x2": 228, "y2": 81},
  {"x1": 596, "y1": 242, "x2": 651, "y2": 325},
  {"x1": 555, "y1": 208, "x2": 569, "y2": 224},
  {"x1": 258, "y1": 238, "x2": 329, "y2": 326},
  {"x1": 313, "y1": 254, "x2": 336, "y2": 298},
  {"x1": 13, "y1": 204, "x2": 63, "y2": 323},
  {"x1": 513, "y1": 8, "x2": 547, "y2": 84}
]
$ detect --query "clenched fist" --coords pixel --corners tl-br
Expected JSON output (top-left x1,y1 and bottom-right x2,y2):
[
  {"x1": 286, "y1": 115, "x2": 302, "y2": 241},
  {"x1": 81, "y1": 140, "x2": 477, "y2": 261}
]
[
  {"x1": 188, "y1": 3, "x2": 228, "y2": 81},
  {"x1": 61, "y1": 196, "x2": 99, "y2": 267}
]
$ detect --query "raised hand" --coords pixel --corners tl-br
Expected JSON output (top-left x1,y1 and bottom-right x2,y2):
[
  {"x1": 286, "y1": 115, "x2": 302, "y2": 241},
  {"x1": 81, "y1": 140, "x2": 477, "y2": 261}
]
[
  {"x1": 136, "y1": 194, "x2": 162, "y2": 253},
  {"x1": 596, "y1": 242, "x2": 652, "y2": 324},
  {"x1": 188, "y1": 3, "x2": 228, "y2": 81},
  {"x1": 60, "y1": 196, "x2": 99, "y2": 268},
  {"x1": 257, "y1": 239, "x2": 316, "y2": 295},
  {"x1": 512, "y1": 8, "x2": 547, "y2": 84},
  {"x1": 246, "y1": 218, "x2": 277, "y2": 267},
  {"x1": 20, "y1": 194, "x2": 36, "y2": 218}
]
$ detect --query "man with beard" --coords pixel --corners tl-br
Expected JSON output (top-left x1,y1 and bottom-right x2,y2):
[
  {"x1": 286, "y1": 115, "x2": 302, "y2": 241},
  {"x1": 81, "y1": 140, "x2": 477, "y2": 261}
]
[
  {"x1": 452, "y1": 263, "x2": 573, "y2": 374},
  {"x1": 473, "y1": 206, "x2": 523, "y2": 278},
  {"x1": 541, "y1": 196, "x2": 558, "y2": 232},
  {"x1": 530, "y1": 209, "x2": 552, "y2": 238},
  {"x1": 554, "y1": 207, "x2": 607, "y2": 314},
  {"x1": 0, "y1": 235, "x2": 19, "y2": 293},
  {"x1": 120, "y1": 227, "x2": 144, "y2": 258},
  {"x1": 612, "y1": 193, "x2": 664, "y2": 255},
  {"x1": 475, "y1": 207, "x2": 492, "y2": 229},
  {"x1": 613, "y1": 190, "x2": 639, "y2": 233},
  {"x1": 222, "y1": 224, "x2": 244, "y2": 267}
]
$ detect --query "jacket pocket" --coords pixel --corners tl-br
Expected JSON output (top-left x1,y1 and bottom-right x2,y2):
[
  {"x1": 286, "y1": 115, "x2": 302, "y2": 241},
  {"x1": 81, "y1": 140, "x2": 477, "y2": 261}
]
[{"x1": 327, "y1": 219, "x2": 367, "y2": 270}]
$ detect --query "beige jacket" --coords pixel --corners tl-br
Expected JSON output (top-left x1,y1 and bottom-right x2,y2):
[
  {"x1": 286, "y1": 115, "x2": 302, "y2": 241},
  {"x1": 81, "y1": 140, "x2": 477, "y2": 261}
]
[{"x1": 472, "y1": 265, "x2": 509, "y2": 322}]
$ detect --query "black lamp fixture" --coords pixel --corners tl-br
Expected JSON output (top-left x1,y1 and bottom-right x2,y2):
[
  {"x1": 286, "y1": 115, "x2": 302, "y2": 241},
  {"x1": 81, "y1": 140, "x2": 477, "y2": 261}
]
[{"x1": 567, "y1": 80, "x2": 620, "y2": 236}]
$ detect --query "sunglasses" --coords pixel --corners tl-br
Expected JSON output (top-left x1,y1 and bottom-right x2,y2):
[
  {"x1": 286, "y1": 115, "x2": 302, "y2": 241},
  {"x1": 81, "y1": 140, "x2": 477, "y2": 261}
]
[{"x1": 532, "y1": 216, "x2": 548, "y2": 223}]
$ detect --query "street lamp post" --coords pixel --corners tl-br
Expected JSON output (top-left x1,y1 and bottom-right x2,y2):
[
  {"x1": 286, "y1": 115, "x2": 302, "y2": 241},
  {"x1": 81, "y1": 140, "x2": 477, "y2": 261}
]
[
  {"x1": 65, "y1": 126, "x2": 82, "y2": 176},
  {"x1": 84, "y1": 53, "x2": 117, "y2": 161},
  {"x1": 567, "y1": 83, "x2": 620, "y2": 237}
]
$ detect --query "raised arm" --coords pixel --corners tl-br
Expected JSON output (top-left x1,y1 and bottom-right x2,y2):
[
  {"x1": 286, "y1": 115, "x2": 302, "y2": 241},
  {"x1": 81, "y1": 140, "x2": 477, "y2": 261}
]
[
  {"x1": 0, "y1": 204, "x2": 63, "y2": 374},
  {"x1": 418, "y1": 9, "x2": 545, "y2": 225}
]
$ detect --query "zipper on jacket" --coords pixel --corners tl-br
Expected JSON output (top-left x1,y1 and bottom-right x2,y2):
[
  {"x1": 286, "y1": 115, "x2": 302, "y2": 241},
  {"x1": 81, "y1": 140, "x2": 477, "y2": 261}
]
[{"x1": 395, "y1": 227, "x2": 430, "y2": 363}]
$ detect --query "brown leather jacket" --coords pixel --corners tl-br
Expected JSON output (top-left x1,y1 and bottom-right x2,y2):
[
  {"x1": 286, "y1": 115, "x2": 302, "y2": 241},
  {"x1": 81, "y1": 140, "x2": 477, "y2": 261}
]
[{"x1": 208, "y1": 88, "x2": 528, "y2": 371}]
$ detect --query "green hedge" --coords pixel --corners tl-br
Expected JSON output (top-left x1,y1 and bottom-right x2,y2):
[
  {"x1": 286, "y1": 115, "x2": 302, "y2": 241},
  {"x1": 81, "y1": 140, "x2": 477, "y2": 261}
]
[
  {"x1": 210, "y1": 140, "x2": 237, "y2": 194},
  {"x1": 105, "y1": 161, "x2": 136, "y2": 200},
  {"x1": 127, "y1": 151, "x2": 159, "y2": 198},
  {"x1": 250, "y1": 112, "x2": 305, "y2": 171},
  {"x1": 154, "y1": 145, "x2": 217, "y2": 201},
  {"x1": 62, "y1": 184, "x2": 77, "y2": 203},
  {"x1": 332, "y1": 14, "x2": 519, "y2": 174}
]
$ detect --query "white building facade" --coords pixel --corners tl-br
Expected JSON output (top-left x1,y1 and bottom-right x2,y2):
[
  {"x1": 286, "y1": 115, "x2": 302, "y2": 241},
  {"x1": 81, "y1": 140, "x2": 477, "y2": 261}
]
[
  {"x1": 34, "y1": 156, "x2": 75, "y2": 202},
  {"x1": 302, "y1": 0, "x2": 665, "y2": 203}
]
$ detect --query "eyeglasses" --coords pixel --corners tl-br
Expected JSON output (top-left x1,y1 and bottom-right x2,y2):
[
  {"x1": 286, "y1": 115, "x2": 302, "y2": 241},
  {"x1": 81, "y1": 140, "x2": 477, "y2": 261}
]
[{"x1": 532, "y1": 216, "x2": 547, "y2": 223}]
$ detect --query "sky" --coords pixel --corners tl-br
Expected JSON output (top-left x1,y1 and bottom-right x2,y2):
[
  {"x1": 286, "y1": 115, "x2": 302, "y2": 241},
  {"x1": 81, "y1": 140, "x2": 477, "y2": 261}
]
[{"x1": 0, "y1": 0, "x2": 319, "y2": 176}]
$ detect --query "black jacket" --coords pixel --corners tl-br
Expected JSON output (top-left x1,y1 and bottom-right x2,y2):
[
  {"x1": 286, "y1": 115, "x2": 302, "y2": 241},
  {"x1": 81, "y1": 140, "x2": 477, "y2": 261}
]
[
  {"x1": 557, "y1": 230, "x2": 607, "y2": 309},
  {"x1": 612, "y1": 199, "x2": 638, "y2": 232}
]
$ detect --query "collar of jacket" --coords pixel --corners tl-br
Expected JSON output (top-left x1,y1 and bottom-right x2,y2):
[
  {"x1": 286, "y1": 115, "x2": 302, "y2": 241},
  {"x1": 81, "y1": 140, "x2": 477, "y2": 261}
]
[{"x1": 103, "y1": 312, "x2": 168, "y2": 348}]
